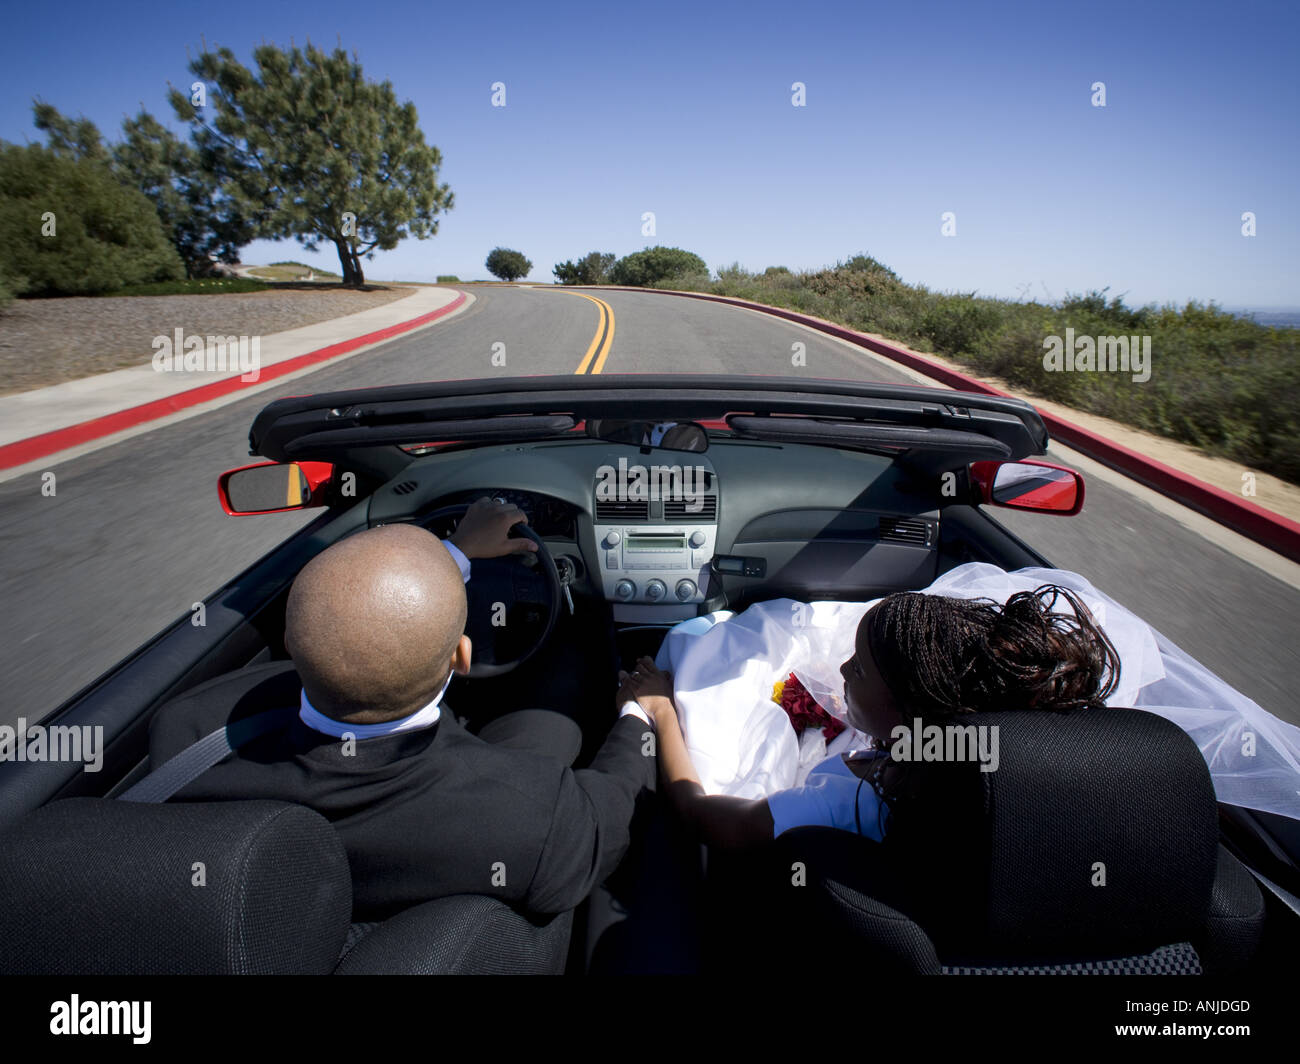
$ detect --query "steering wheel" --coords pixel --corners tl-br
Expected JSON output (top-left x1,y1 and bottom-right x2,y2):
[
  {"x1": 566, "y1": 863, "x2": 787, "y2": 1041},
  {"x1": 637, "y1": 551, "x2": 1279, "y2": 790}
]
[{"x1": 421, "y1": 503, "x2": 562, "y2": 679}]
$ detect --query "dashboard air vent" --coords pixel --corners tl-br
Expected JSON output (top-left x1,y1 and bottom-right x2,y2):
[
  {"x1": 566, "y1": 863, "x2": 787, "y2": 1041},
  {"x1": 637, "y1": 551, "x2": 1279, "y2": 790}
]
[
  {"x1": 392, "y1": 481, "x2": 418, "y2": 496},
  {"x1": 663, "y1": 495, "x2": 717, "y2": 520},
  {"x1": 595, "y1": 499, "x2": 650, "y2": 521},
  {"x1": 878, "y1": 517, "x2": 931, "y2": 546}
]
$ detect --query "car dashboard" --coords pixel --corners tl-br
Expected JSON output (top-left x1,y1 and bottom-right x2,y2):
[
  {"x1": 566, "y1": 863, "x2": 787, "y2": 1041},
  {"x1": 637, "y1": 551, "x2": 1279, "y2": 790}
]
[{"x1": 368, "y1": 437, "x2": 943, "y2": 621}]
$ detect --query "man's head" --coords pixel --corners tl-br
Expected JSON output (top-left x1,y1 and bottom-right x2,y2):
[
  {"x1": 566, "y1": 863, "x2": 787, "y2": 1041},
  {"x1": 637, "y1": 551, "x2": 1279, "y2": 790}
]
[{"x1": 284, "y1": 524, "x2": 470, "y2": 724}]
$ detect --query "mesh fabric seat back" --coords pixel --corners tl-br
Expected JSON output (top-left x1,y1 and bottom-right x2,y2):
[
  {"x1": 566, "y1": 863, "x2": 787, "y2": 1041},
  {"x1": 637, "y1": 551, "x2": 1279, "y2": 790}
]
[
  {"x1": 0, "y1": 798, "x2": 352, "y2": 974},
  {"x1": 806, "y1": 707, "x2": 1219, "y2": 965},
  {"x1": 974, "y1": 707, "x2": 1217, "y2": 959}
]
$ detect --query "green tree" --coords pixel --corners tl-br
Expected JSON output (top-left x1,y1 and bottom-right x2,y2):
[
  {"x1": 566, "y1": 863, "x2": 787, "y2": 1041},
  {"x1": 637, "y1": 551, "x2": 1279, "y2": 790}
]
[
  {"x1": 170, "y1": 42, "x2": 454, "y2": 286},
  {"x1": 114, "y1": 110, "x2": 255, "y2": 277},
  {"x1": 553, "y1": 250, "x2": 614, "y2": 285},
  {"x1": 33, "y1": 102, "x2": 255, "y2": 278},
  {"x1": 486, "y1": 247, "x2": 532, "y2": 281},
  {"x1": 609, "y1": 246, "x2": 708, "y2": 287},
  {"x1": 30, "y1": 103, "x2": 110, "y2": 164},
  {"x1": 0, "y1": 143, "x2": 184, "y2": 296}
]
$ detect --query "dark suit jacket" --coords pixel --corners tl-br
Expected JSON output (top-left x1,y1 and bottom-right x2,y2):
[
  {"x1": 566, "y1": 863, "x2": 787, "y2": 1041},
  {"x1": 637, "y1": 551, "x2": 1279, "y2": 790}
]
[{"x1": 149, "y1": 662, "x2": 656, "y2": 921}]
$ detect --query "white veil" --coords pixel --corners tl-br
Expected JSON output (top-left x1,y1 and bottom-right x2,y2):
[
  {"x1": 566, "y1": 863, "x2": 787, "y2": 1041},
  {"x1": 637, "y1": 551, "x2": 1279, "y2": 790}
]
[{"x1": 654, "y1": 562, "x2": 1300, "y2": 821}]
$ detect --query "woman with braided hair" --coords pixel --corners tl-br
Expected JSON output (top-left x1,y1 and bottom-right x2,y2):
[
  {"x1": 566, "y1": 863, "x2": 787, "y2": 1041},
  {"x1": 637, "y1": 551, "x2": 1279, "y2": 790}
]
[{"x1": 616, "y1": 581, "x2": 1122, "y2": 848}]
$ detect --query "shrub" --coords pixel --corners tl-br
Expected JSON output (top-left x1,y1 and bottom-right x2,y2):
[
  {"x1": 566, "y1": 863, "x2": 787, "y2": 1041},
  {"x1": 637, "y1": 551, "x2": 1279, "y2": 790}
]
[
  {"x1": 553, "y1": 251, "x2": 615, "y2": 285},
  {"x1": 609, "y1": 246, "x2": 708, "y2": 287},
  {"x1": 436, "y1": 274, "x2": 460, "y2": 282},
  {"x1": 805, "y1": 256, "x2": 902, "y2": 300},
  {"x1": 0, "y1": 143, "x2": 184, "y2": 296},
  {"x1": 96, "y1": 277, "x2": 269, "y2": 297},
  {"x1": 918, "y1": 294, "x2": 1005, "y2": 355}
]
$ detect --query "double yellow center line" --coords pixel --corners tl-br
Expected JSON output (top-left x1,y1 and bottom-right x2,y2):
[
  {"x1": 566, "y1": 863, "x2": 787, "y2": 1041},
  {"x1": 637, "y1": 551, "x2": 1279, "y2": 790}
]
[{"x1": 568, "y1": 292, "x2": 615, "y2": 374}]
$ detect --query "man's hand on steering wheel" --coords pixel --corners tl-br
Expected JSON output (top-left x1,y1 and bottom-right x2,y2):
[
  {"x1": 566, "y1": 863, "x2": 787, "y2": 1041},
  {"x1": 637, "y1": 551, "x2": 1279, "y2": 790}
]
[{"x1": 447, "y1": 496, "x2": 540, "y2": 559}]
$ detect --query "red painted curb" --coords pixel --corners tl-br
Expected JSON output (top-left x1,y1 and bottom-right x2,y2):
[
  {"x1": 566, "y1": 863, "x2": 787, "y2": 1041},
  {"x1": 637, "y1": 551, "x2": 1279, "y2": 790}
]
[
  {"x1": 0, "y1": 292, "x2": 467, "y2": 471},
  {"x1": 595, "y1": 286, "x2": 1300, "y2": 563}
]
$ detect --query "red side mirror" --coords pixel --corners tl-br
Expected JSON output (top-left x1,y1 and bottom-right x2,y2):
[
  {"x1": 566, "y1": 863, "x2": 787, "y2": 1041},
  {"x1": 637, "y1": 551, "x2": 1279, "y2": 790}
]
[
  {"x1": 218, "y1": 461, "x2": 335, "y2": 515},
  {"x1": 970, "y1": 459, "x2": 1084, "y2": 516}
]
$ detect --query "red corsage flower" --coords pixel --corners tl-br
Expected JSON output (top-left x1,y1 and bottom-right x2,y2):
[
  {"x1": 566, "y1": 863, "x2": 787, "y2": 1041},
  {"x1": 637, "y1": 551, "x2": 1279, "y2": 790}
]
[{"x1": 772, "y1": 672, "x2": 845, "y2": 741}]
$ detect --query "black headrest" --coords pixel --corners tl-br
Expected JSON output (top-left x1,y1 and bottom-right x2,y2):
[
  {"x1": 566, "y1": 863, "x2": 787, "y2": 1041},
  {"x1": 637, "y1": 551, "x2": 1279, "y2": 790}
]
[
  {"x1": 797, "y1": 707, "x2": 1219, "y2": 963},
  {"x1": 0, "y1": 797, "x2": 351, "y2": 974}
]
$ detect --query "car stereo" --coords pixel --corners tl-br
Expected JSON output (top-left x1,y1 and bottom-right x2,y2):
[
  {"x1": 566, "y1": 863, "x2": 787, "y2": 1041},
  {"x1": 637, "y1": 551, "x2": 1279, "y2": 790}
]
[{"x1": 594, "y1": 525, "x2": 717, "y2": 606}]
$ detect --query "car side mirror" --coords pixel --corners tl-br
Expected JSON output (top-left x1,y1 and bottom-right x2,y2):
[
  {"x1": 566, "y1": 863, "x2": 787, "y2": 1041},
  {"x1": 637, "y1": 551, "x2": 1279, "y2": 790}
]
[
  {"x1": 218, "y1": 461, "x2": 335, "y2": 515},
  {"x1": 969, "y1": 459, "x2": 1084, "y2": 516}
]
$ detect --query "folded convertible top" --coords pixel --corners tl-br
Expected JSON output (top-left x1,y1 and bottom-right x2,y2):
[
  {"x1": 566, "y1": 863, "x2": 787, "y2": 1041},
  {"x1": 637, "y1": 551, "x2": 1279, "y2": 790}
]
[{"x1": 247, "y1": 374, "x2": 1049, "y2": 475}]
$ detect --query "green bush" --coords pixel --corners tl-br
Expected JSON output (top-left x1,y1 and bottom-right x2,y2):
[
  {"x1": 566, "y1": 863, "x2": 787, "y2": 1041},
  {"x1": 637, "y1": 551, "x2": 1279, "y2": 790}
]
[
  {"x1": 649, "y1": 270, "x2": 714, "y2": 293},
  {"x1": 553, "y1": 251, "x2": 615, "y2": 286},
  {"x1": 0, "y1": 143, "x2": 183, "y2": 295},
  {"x1": 610, "y1": 246, "x2": 708, "y2": 287},
  {"x1": 714, "y1": 261, "x2": 752, "y2": 286},
  {"x1": 96, "y1": 277, "x2": 269, "y2": 297},
  {"x1": 918, "y1": 294, "x2": 1006, "y2": 355},
  {"x1": 805, "y1": 255, "x2": 902, "y2": 300},
  {"x1": 436, "y1": 274, "x2": 460, "y2": 283}
]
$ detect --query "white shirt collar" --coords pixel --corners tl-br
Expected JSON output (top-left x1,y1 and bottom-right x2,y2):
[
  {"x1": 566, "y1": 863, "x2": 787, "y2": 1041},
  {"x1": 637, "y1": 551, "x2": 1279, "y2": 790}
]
[{"x1": 298, "y1": 669, "x2": 454, "y2": 739}]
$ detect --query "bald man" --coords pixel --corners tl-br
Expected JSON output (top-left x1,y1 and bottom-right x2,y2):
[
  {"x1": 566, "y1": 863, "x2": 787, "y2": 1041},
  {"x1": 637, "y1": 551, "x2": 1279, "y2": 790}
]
[{"x1": 150, "y1": 498, "x2": 657, "y2": 921}]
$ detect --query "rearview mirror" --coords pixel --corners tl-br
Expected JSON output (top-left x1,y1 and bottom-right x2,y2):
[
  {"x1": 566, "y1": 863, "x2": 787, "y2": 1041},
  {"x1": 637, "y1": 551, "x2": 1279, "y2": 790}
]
[
  {"x1": 218, "y1": 461, "x2": 335, "y2": 515},
  {"x1": 584, "y1": 419, "x2": 708, "y2": 453},
  {"x1": 969, "y1": 459, "x2": 1084, "y2": 515}
]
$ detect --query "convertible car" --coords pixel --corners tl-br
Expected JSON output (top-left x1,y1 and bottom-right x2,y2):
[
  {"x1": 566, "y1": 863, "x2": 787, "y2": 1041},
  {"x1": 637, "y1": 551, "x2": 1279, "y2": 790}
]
[{"x1": 1, "y1": 374, "x2": 1297, "y2": 976}]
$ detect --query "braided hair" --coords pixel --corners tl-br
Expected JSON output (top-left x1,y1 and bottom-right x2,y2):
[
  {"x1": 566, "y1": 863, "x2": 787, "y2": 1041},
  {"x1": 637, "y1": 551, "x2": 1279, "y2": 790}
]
[
  {"x1": 861, "y1": 584, "x2": 1121, "y2": 826},
  {"x1": 864, "y1": 584, "x2": 1119, "y2": 718}
]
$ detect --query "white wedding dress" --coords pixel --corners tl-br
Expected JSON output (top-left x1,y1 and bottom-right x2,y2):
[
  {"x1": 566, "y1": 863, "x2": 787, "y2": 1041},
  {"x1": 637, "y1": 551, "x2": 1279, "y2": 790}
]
[{"x1": 653, "y1": 562, "x2": 1300, "y2": 822}]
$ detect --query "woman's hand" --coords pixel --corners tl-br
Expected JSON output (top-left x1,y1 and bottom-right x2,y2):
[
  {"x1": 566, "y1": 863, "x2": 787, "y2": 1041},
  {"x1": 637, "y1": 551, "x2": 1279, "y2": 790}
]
[
  {"x1": 616, "y1": 655, "x2": 677, "y2": 723},
  {"x1": 621, "y1": 654, "x2": 775, "y2": 848}
]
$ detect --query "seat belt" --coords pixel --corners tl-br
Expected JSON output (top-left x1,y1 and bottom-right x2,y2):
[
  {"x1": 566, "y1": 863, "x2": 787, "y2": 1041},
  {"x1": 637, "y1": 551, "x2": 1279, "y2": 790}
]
[
  {"x1": 118, "y1": 706, "x2": 297, "y2": 804},
  {"x1": 1243, "y1": 862, "x2": 1300, "y2": 918}
]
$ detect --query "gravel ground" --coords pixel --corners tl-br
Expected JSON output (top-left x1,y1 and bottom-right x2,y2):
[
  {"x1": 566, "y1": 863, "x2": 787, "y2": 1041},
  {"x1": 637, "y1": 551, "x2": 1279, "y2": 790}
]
[{"x1": 0, "y1": 285, "x2": 414, "y2": 396}]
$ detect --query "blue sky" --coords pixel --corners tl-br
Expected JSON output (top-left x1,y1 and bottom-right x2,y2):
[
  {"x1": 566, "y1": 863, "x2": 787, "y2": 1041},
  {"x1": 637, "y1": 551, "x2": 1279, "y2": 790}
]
[{"x1": 4, "y1": 0, "x2": 1297, "y2": 307}]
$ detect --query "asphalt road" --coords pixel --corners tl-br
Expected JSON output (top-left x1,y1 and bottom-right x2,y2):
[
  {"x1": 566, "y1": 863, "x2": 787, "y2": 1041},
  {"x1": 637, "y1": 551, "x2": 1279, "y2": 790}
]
[{"x1": 1, "y1": 286, "x2": 1297, "y2": 729}]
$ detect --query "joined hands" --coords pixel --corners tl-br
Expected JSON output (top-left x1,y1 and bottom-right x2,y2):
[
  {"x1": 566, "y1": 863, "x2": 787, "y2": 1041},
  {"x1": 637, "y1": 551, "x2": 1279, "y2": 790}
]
[{"x1": 617, "y1": 656, "x2": 677, "y2": 726}]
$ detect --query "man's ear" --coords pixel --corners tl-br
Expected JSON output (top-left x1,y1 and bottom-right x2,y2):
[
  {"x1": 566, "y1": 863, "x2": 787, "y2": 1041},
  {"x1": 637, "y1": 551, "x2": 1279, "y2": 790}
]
[{"x1": 452, "y1": 634, "x2": 473, "y2": 675}]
